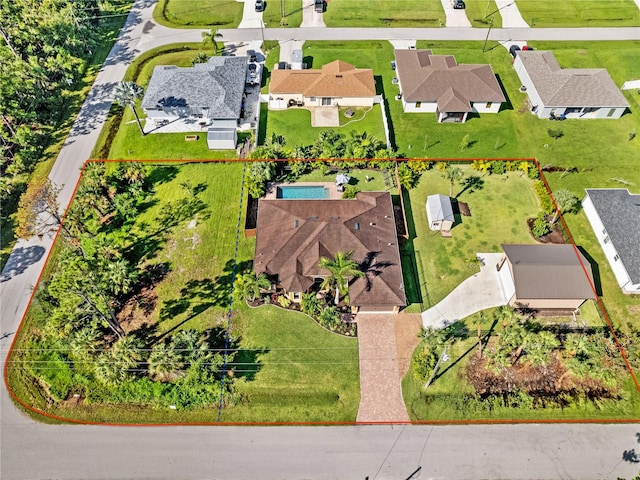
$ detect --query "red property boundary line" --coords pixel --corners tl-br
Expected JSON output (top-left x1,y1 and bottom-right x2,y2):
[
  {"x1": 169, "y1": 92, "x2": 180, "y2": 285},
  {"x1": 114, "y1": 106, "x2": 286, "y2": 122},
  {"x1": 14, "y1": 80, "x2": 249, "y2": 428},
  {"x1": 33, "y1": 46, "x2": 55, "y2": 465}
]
[{"x1": 3, "y1": 157, "x2": 639, "y2": 426}]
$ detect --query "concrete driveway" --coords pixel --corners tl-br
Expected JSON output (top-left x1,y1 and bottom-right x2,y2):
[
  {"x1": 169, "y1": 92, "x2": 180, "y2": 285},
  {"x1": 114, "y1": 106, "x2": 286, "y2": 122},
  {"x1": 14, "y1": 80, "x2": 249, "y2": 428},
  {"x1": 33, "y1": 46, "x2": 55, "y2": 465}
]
[
  {"x1": 495, "y1": 0, "x2": 529, "y2": 28},
  {"x1": 440, "y1": 0, "x2": 472, "y2": 27},
  {"x1": 301, "y1": 0, "x2": 326, "y2": 27},
  {"x1": 238, "y1": 0, "x2": 264, "y2": 29},
  {"x1": 421, "y1": 253, "x2": 511, "y2": 329}
]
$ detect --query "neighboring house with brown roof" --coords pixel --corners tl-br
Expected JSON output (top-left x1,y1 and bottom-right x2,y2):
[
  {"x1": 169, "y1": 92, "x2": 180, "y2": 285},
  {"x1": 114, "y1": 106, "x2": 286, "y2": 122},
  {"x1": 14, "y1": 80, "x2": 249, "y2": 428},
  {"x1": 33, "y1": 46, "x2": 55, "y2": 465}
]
[
  {"x1": 268, "y1": 60, "x2": 376, "y2": 110},
  {"x1": 497, "y1": 244, "x2": 596, "y2": 311},
  {"x1": 253, "y1": 191, "x2": 406, "y2": 313},
  {"x1": 514, "y1": 50, "x2": 629, "y2": 119},
  {"x1": 394, "y1": 49, "x2": 505, "y2": 123},
  {"x1": 582, "y1": 189, "x2": 640, "y2": 294}
]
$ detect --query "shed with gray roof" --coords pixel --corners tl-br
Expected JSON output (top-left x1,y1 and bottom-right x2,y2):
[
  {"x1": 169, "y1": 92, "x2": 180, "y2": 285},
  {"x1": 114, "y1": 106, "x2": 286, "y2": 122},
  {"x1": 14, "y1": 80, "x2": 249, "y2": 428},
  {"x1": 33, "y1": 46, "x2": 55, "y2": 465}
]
[
  {"x1": 426, "y1": 194, "x2": 454, "y2": 231},
  {"x1": 582, "y1": 189, "x2": 640, "y2": 294},
  {"x1": 514, "y1": 50, "x2": 629, "y2": 119},
  {"x1": 394, "y1": 49, "x2": 505, "y2": 123},
  {"x1": 498, "y1": 244, "x2": 596, "y2": 310},
  {"x1": 141, "y1": 56, "x2": 247, "y2": 123}
]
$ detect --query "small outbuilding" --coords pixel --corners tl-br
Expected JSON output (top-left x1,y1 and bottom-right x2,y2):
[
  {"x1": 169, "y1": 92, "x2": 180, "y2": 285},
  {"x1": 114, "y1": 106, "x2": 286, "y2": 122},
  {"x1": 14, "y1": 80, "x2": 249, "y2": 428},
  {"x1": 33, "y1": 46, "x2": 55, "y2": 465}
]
[
  {"x1": 426, "y1": 194, "x2": 454, "y2": 231},
  {"x1": 206, "y1": 128, "x2": 237, "y2": 150}
]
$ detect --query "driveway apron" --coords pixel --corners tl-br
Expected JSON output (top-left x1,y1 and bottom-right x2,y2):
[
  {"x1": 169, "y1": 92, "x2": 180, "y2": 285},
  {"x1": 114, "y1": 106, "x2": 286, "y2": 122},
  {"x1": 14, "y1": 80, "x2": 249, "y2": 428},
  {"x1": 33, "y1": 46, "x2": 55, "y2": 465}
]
[{"x1": 356, "y1": 313, "x2": 421, "y2": 423}]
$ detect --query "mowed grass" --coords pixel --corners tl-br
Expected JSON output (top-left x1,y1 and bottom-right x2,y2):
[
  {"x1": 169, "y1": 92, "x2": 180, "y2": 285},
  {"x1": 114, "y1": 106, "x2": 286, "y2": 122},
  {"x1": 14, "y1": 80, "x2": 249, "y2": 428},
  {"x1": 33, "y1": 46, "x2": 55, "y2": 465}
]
[
  {"x1": 401, "y1": 309, "x2": 640, "y2": 421},
  {"x1": 516, "y1": 0, "x2": 640, "y2": 27},
  {"x1": 404, "y1": 165, "x2": 539, "y2": 308},
  {"x1": 153, "y1": 0, "x2": 244, "y2": 28},
  {"x1": 264, "y1": 105, "x2": 386, "y2": 147},
  {"x1": 323, "y1": 0, "x2": 445, "y2": 27},
  {"x1": 223, "y1": 305, "x2": 360, "y2": 422},
  {"x1": 263, "y1": 0, "x2": 303, "y2": 27}
]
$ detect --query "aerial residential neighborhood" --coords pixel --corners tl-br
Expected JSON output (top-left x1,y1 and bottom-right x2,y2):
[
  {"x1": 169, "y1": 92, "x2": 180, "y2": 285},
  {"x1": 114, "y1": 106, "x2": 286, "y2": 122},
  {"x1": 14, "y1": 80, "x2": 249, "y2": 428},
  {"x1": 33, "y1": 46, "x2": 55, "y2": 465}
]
[{"x1": 1, "y1": 0, "x2": 640, "y2": 479}]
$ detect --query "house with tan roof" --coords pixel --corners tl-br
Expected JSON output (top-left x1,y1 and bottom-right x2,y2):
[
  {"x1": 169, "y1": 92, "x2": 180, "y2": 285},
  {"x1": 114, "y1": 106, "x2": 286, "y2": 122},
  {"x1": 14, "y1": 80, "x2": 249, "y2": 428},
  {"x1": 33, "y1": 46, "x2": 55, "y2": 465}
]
[
  {"x1": 514, "y1": 50, "x2": 629, "y2": 119},
  {"x1": 268, "y1": 60, "x2": 376, "y2": 110},
  {"x1": 394, "y1": 49, "x2": 505, "y2": 123},
  {"x1": 253, "y1": 191, "x2": 406, "y2": 313},
  {"x1": 497, "y1": 244, "x2": 596, "y2": 311}
]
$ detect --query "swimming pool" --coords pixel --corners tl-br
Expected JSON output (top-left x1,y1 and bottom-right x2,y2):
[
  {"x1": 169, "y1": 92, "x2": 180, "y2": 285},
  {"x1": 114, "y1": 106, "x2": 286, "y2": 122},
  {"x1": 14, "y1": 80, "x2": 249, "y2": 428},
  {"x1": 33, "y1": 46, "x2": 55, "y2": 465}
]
[{"x1": 276, "y1": 185, "x2": 330, "y2": 199}]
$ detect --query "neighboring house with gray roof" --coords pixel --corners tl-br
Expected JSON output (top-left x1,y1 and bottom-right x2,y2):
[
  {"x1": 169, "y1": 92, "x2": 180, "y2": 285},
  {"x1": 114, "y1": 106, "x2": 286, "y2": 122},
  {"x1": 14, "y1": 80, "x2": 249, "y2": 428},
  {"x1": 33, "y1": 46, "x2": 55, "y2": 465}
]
[
  {"x1": 497, "y1": 244, "x2": 596, "y2": 311},
  {"x1": 514, "y1": 51, "x2": 629, "y2": 119},
  {"x1": 141, "y1": 57, "x2": 247, "y2": 148},
  {"x1": 582, "y1": 189, "x2": 640, "y2": 294},
  {"x1": 394, "y1": 49, "x2": 505, "y2": 123}
]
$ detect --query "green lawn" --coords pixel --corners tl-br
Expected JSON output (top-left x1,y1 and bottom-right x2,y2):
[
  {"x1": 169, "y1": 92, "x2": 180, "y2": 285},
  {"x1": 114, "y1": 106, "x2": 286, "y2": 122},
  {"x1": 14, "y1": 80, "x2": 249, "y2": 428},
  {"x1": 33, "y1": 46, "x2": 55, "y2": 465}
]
[
  {"x1": 402, "y1": 309, "x2": 640, "y2": 421},
  {"x1": 516, "y1": 0, "x2": 640, "y2": 27},
  {"x1": 403, "y1": 165, "x2": 540, "y2": 308},
  {"x1": 323, "y1": 0, "x2": 444, "y2": 27},
  {"x1": 153, "y1": 0, "x2": 244, "y2": 28},
  {"x1": 263, "y1": 0, "x2": 303, "y2": 27},
  {"x1": 223, "y1": 305, "x2": 360, "y2": 422},
  {"x1": 264, "y1": 105, "x2": 386, "y2": 147},
  {"x1": 296, "y1": 167, "x2": 390, "y2": 193}
]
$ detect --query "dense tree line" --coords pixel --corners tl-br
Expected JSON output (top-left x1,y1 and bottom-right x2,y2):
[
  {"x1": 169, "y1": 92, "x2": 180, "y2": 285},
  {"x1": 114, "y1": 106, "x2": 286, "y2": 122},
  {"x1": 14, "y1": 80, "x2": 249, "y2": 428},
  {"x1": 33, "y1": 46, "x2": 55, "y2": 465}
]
[{"x1": 1, "y1": 0, "x2": 131, "y2": 241}]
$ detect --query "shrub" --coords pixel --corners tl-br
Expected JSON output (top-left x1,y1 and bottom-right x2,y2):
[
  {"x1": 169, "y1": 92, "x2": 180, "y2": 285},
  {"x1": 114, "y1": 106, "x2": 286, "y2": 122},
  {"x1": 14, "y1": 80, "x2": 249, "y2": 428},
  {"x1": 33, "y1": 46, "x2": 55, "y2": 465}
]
[
  {"x1": 490, "y1": 161, "x2": 505, "y2": 175},
  {"x1": 533, "y1": 180, "x2": 554, "y2": 214},
  {"x1": 547, "y1": 128, "x2": 563, "y2": 140},
  {"x1": 532, "y1": 211, "x2": 551, "y2": 237},
  {"x1": 342, "y1": 185, "x2": 360, "y2": 199},
  {"x1": 277, "y1": 295, "x2": 292, "y2": 308}
]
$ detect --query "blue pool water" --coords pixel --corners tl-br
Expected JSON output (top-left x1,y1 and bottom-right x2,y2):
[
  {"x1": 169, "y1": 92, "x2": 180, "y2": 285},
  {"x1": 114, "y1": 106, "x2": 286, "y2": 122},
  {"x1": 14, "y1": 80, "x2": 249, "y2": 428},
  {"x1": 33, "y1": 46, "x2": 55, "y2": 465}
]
[{"x1": 277, "y1": 185, "x2": 329, "y2": 199}]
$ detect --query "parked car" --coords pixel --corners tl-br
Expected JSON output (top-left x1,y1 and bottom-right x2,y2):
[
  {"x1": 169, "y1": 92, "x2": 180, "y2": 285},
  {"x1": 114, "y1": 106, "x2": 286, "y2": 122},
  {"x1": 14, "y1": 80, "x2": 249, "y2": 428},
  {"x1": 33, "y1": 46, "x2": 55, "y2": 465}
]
[
  {"x1": 453, "y1": 0, "x2": 465, "y2": 9},
  {"x1": 314, "y1": 0, "x2": 324, "y2": 13},
  {"x1": 247, "y1": 62, "x2": 262, "y2": 85},
  {"x1": 255, "y1": 0, "x2": 264, "y2": 12},
  {"x1": 247, "y1": 50, "x2": 257, "y2": 62}
]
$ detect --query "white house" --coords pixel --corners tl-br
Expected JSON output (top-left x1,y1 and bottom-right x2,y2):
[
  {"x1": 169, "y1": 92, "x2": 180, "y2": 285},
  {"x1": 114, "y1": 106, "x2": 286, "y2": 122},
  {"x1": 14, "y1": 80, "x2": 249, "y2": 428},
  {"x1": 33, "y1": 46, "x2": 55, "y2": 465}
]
[
  {"x1": 394, "y1": 49, "x2": 505, "y2": 123},
  {"x1": 514, "y1": 51, "x2": 629, "y2": 120},
  {"x1": 141, "y1": 57, "x2": 248, "y2": 149},
  {"x1": 426, "y1": 194, "x2": 454, "y2": 231},
  {"x1": 582, "y1": 189, "x2": 640, "y2": 294},
  {"x1": 268, "y1": 60, "x2": 376, "y2": 110}
]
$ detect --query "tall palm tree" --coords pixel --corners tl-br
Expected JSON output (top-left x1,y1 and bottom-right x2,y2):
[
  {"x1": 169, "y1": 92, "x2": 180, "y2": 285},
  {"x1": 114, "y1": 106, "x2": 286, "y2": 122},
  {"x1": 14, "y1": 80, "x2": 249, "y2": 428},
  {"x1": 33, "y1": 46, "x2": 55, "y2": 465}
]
[
  {"x1": 114, "y1": 81, "x2": 145, "y2": 136},
  {"x1": 442, "y1": 166, "x2": 464, "y2": 197},
  {"x1": 201, "y1": 28, "x2": 221, "y2": 54},
  {"x1": 319, "y1": 251, "x2": 364, "y2": 305}
]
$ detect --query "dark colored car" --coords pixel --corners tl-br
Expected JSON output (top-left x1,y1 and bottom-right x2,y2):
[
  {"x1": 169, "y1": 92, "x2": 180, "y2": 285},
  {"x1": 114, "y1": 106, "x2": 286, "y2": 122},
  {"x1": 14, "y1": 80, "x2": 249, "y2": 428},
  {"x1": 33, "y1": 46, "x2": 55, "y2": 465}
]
[
  {"x1": 255, "y1": 0, "x2": 264, "y2": 12},
  {"x1": 314, "y1": 0, "x2": 324, "y2": 13},
  {"x1": 453, "y1": 0, "x2": 465, "y2": 9}
]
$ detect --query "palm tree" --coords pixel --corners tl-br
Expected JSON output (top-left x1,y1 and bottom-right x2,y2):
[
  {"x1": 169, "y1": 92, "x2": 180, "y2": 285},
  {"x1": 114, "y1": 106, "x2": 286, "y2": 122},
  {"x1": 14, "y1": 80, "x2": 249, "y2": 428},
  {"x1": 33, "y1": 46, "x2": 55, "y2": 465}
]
[
  {"x1": 201, "y1": 28, "x2": 222, "y2": 54},
  {"x1": 234, "y1": 272, "x2": 270, "y2": 302},
  {"x1": 104, "y1": 259, "x2": 137, "y2": 296},
  {"x1": 118, "y1": 162, "x2": 147, "y2": 186},
  {"x1": 114, "y1": 81, "x2": 145, "y2": 136},
  {"x1": 172, "y1": 329, "x2": 209, "y2": 363},
  {"x1": 148, "y1": 342, "x2": 183, "y2": 381},
  {"x1": 319, "y1": 251, "x2": 364, "y2": 305},
  {"x1": 442, "y1": 166, "x2": 464, "y2": 197},
  {"x1": 69, "y1": 327, "x2": 102, "y2": 366}
]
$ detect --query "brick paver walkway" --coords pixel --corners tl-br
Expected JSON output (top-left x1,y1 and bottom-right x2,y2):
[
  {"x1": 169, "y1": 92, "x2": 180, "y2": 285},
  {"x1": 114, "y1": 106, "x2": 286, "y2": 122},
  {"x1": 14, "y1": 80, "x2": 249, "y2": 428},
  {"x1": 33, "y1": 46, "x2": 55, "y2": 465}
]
[{"x1": 355, "y1": 313, "x2": 422, "y2": 423}]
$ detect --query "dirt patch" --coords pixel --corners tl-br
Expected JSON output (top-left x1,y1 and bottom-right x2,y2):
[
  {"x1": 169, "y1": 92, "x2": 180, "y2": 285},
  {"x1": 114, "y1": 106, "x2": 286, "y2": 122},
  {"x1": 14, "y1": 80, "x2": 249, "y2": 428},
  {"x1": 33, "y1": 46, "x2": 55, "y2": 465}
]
[
  {"x1": 117, "y1": 286, "x2": 158, "y2": 334},
  {"x1": 60, "y1": 392, "x2": 85, "y2": 409},
  {"x1": 527, "y1": 217, "x2": 566, "y2": 244},
  {"x1": 457, "y1": 201, "x2": 471, "y2": 217}
]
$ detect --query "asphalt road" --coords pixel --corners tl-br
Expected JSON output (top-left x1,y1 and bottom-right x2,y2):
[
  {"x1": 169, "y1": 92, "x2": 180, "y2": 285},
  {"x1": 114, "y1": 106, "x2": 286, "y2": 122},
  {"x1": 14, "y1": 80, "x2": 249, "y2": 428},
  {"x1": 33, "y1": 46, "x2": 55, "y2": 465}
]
[{"x1": 1, "y1": 1, "x2": 640, "y2": 478}]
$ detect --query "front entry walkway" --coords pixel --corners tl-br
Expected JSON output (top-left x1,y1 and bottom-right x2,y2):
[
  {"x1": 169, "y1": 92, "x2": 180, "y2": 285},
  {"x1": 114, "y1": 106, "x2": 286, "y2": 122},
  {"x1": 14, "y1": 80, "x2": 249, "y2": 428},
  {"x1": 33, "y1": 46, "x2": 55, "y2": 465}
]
[
  {"x1": 355, "y1": 313, "x2": 421, "y2": 423},
  {"x1": 421, "y1": 252, "x2": 511, "y2": 329}
]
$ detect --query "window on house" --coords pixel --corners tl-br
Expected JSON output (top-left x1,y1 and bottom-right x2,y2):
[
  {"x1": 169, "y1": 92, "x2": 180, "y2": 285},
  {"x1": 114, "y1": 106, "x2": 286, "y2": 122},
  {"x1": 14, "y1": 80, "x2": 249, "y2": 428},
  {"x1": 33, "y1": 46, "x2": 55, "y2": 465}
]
[
  {"x1": 415, "y1": 101, "x2": 421, "y2": 108},
  {"x1": 602, "y1": 228, "x2": 607, "y2": 235},
  {"x1": 614, "y1": 254, "x2": 619, "y2": 261},
  {"x1": 604, "y1": 235, "x2": 610, "y2": 244},
  {"x1": 486, "y1": 102, "x2": 492, "y2": 108},
  {"x1": 607, "y1": 108, "x2": 616, "y2": 117}
]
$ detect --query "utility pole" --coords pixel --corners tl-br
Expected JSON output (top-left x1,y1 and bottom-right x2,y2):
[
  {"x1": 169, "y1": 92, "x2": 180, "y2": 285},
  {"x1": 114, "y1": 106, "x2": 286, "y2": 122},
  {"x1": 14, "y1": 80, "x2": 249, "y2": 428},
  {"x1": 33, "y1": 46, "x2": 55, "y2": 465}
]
[
  {"x1": 281, "y1": 0, "x2": 285, "y2": 25},
  {"x1": 482, "y1": 2, "x2": 513, "y2": 53}
]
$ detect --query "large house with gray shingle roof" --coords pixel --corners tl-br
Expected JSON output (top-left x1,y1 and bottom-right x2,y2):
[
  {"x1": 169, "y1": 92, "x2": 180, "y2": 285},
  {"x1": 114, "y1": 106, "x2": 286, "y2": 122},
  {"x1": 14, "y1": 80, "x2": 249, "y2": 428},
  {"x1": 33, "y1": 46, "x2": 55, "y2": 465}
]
[
  {"x1": 394, "y1": 49, "x2": 505, "y2": 123},
  {"x1": 514, "y1": 51, "x2": 629, "y2": 119},
  {"x1": 582, "y1": 189, "x2": 640, "y2": 294},
  {"x1": 253, "y1": 191, "x2": 406, "y2": 313},
  {"x1": 141, "y1": 57, "x2": 247, "y2": 148}
]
